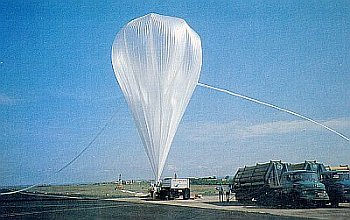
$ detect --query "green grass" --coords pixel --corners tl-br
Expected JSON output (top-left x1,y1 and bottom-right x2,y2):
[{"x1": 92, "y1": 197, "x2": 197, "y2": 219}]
[
  {"x1": 27, "y1": 182, "x2": 218, "y2": 199},
  {"x1": 28, "y1": 182, "x2": 148, "y2": 198},
  {"x1": 191, "y1": 185, "x2": 218, "y2": 196}
]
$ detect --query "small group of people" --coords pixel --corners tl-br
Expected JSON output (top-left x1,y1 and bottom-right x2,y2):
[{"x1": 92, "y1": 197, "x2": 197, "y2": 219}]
[
  {"x1": 217, "y1": 185, "x2": 231, "y2": 202},
  {"x1": 149, "y1": 183, "x2": 159, "y2": 199}
]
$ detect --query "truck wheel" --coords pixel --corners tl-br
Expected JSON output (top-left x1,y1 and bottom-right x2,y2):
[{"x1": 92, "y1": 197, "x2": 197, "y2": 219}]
[
  {"x1": 168, "y1": 191, "x2": 175, "y2": 200},
  {"x1": 183, "y1": 188, "x2": 190, "y2": 200},
  {"x1": 317, "y1": 201, "x2": 326, "y2": 208},
  {"x1": 290, "y1": 194, "x2": 301, "y2": 208},
  {"x1": 159, "y1": 190, "x2": 167, "y2": 200},
  {"x1": 331, "y1": 201, "x2": 339, "y2": 208}
]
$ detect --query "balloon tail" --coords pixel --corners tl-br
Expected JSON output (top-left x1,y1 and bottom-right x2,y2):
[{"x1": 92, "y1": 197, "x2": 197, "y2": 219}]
[{"x1": 197, "y1": 82, "x2": 349, "y2": 142}]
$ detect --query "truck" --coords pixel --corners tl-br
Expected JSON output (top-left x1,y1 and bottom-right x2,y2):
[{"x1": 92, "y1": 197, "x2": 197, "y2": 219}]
[
  {"x1": 151, "y1": 178, "x2": 190, "y2": 200},
  {"x1": 289, "y1": 161, "x2": 350, "y2": 207},
  {"x1": 232, "y1": 161, "x2": 329, "y2": 207}
]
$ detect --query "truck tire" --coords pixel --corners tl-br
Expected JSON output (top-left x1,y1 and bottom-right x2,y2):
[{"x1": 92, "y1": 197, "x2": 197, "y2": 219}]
[
  {"x1": 317, "y1": 201, "x2": 327, "y2": 208},
  {"x1": 183, "y1": 188, "x2": 190, "y2": 200},
  {"x1": 159, "y1": 190, "x2": 167, "y2": 200},
  {"x1": 168, "y1": 190, "x2": 175, "y2": 200},
  {"x1": 290, "y1": 193, "x2": 301, "y2": 208},
  {"x1": 331, "y1": 200, "x2": 339, "y2": 208}
]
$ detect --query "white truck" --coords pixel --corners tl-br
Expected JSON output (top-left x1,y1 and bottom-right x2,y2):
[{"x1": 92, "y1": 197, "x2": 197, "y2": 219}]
[{"x1": 155, "y1": 178, "x2": 190, "y2": 200}]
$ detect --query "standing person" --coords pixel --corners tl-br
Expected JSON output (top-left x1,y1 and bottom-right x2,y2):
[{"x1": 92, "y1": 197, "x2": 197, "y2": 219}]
[
  {"x1": 149, "y1": 184, "x2": 155, "y2": 199},
  {"x1": 217, "y1": 185, "x2": 224, "y2": 202},
  {"x1": 225, "y1": 185, "x2": 231, "y2": 202}
]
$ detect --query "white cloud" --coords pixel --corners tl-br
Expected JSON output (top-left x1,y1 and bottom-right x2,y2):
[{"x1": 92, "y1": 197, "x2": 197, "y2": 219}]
[
  {"x1": 171, "y1": 118, "x2": 350, "y2": 176},
  {"x1": 236, "y1": 120, "x2": 321, "y2": 139},
  {"x1": 179, "y1": 118, "x2": 350, "y2": 142}
]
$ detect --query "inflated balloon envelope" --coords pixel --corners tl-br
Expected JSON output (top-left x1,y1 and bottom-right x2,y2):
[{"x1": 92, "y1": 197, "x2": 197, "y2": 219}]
[{"x1": 111, "y1": 13, "x2": 202, "y2": 182}]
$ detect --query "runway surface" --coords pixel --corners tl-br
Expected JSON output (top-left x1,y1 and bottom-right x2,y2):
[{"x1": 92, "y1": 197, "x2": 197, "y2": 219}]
[{"x1": 0, "y1": 199, "x2": 300, "y2": 219}]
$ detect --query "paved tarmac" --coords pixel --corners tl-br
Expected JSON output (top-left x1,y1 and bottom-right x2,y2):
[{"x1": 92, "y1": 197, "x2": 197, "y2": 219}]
[
  {"x1": 111, "y1": 196, "x2": 350, "y2": 220},
  {"x1": 1, "y1": 193, "x2": 349, "y2": 219},
  {"x1": 0, "y1": 199, "x2": 301, "y2": 219}
]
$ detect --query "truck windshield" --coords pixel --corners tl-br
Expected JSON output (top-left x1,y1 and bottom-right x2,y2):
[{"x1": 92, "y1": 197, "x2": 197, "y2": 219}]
[
  {"x1": 337, "y1": 173, "x2": 350, "y2": 180},
  {"x1": 290, "y1": 173, "x2": 318, "y2": 182}
]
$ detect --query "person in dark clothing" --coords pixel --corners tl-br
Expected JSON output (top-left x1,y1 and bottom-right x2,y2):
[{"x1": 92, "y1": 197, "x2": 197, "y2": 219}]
[
  {"x1": 225, "y1": 185, "x2": 231, "y2": 202},
  {"x1": 217, "y1": 185, "x2": 224, "y2": 202}
]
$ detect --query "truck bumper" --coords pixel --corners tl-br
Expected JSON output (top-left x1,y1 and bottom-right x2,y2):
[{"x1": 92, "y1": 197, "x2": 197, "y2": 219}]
[{"x1": 300, "y1": 191, "x2": 329, "y2": 201}]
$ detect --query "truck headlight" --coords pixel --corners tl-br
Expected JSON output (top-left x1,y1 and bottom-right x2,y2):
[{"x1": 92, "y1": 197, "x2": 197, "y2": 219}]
[{"x1": 317, "y1": 191, "x2": 327, "y2": 197}]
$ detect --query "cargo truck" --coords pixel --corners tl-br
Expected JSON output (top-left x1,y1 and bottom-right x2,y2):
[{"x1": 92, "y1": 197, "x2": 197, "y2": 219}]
[
  {"x1": 289, "y1": 161, "x2": 350, "y2": 207},
  {"x1": 232, "y1": 161, "x2": 329, "y2": 207},
  {"x1": 151, "y1": 178, "x2": 190, "y2": 200}
]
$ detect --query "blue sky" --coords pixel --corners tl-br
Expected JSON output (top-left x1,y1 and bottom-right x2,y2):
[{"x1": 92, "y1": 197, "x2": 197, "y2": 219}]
[{"x1": 1, "y1": 0, "x2": 349, "y2": 186}]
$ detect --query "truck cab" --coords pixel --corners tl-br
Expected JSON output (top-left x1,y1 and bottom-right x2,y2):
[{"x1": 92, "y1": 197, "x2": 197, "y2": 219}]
[
  {"x1": 289, "y1": 161, "x2": 350, "y2": 207},
  {"x1": 321, "y1": 171, "x2": 350, "y2": 207},
  {"x1": 280, "y1": 170, "x2": 329, "y2": 206}
]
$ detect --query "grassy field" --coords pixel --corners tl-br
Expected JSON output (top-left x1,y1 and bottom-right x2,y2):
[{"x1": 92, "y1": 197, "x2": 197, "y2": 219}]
[
  {"x1": 191, "y1": 185, "x2": 218, "y2": 196},
  {"x1": 25, "y1": 182, "x2": 218, "y2": 199}
]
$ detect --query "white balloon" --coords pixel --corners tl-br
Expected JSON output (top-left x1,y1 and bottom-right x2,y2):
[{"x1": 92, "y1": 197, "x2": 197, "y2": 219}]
[{"x1": 112, "y1": 13, "x2": 202, "y2": 182}]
